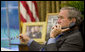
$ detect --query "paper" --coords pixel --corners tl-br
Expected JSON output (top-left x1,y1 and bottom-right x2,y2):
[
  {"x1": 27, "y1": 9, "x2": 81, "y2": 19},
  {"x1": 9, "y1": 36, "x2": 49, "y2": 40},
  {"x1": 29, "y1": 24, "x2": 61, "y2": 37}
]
[{"x1": 1, "y1": 48, "x2": 13, "y2": 51}]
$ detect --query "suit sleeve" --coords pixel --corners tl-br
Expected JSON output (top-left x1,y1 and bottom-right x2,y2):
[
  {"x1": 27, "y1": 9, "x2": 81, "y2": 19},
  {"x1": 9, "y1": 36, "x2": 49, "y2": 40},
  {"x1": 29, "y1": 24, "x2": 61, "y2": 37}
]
[
  {"x1": 46, "y1": 32, "x2": 84, "y2": 51},
  {"x1": 59, "y1": 32, "x2": 84, "y2": 51},
  {"x1": 28, "y1": 40, "x2": 44, "y2": 51}
]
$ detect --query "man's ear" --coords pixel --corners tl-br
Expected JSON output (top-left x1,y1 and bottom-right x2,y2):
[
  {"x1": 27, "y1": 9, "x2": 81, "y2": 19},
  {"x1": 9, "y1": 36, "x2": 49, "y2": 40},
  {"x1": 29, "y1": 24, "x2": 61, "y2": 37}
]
[{"x1": 72, "y1": 18, "x2": 76, "y2": 22}]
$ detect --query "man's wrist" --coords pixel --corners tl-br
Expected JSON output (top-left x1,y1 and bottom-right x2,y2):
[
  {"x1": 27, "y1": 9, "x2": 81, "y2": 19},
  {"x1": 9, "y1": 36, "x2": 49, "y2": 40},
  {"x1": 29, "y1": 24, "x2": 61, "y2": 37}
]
[
  {"x1": 27, "y1": 39, "x2": 34, "y2": 46},
  {"x1": 50, "y1": 34, "x2": 56, "y2": 38}
]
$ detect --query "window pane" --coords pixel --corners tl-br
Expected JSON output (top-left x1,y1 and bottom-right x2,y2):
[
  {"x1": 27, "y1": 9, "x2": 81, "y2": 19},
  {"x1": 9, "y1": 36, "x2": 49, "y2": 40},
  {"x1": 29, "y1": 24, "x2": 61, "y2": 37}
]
[
  {"x1": 8, "y1": 9, "x2": 19, "y2": 29},
  {"x1": 1, "y1": 9, "x2": 9, "y2": 47},
  {"x1": 8, "y1": 2, "x2": 19, "y2": 50},
  {"x1": 1, "y1": 9, "x2": 7, "y2": 38},
  {"x1": 1, "y1": 1, "x2": 6, "y2": 7},
  {"x1": 8, "y1": 1, "x2": 18, "y2": 7},
  {"x1": 8, "y1": 8, "x2": 20, "y2": 43},
  {"x1": 1, "y1": 9, "x2": 7, "y2": 28},
  {"x1": 1, "y1": 41, "x2": 10, "y2": 47}
]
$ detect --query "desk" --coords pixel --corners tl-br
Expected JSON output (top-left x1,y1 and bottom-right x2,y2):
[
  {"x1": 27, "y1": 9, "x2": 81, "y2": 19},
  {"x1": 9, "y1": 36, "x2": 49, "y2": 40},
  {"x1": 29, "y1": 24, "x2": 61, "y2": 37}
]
[{"x1": 9, "y1": 41, "x2": 29, "y2": 51}]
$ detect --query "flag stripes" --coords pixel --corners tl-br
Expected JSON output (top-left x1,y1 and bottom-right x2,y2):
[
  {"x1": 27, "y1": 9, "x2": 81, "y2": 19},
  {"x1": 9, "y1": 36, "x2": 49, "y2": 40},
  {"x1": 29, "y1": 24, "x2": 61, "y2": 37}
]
[{"x1": 20, "y1": 1, "x2": 39, "y2": 22}]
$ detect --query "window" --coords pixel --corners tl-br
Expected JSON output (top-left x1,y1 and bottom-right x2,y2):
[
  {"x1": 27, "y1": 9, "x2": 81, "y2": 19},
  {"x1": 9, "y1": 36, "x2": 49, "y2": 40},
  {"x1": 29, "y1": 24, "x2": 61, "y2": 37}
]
[{"x1": 1, "y1": 1, "x2": 19, "y2": 51}]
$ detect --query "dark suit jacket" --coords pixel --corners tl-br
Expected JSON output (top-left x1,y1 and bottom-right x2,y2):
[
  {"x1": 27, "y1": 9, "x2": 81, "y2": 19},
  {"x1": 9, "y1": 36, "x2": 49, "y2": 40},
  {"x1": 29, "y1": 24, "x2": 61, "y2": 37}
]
[{"x1": 28, "y1": 28, "x2": 84, "y2": 51}]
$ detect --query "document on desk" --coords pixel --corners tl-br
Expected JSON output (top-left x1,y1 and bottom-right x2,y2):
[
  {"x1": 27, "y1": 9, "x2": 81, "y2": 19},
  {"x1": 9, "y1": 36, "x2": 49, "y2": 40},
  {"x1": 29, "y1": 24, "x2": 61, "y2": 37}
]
[{"x1": 1, "y1": 48, "x2": 13, "y2": 51}]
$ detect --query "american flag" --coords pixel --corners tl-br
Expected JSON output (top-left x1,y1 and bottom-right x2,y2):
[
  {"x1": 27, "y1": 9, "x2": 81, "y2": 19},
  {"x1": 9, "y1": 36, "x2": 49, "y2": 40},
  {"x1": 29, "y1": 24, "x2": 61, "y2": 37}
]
[{"x1": 20, "y1": 1, "x2": 39, "y2": 22}]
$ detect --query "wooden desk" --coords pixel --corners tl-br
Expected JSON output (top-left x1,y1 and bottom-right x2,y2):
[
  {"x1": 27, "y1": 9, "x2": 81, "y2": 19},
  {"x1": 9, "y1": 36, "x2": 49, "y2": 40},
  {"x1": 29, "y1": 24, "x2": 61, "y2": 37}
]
[{"x1": 9, "y1": 41, "x2": 29, "y2": 51}]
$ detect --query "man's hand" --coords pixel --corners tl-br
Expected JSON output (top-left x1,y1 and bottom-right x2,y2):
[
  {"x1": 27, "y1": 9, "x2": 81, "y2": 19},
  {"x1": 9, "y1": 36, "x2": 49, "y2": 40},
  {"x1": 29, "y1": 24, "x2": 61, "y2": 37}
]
[
  {"x1": 50, "y1": 24, "x2": 62, "y2": 38},
  {"x1": 50, "y1": 24, "x2": 69, "y2": 38},
  {"x1": 19, "y1": 34, "x2": 30, "y2": 44}
]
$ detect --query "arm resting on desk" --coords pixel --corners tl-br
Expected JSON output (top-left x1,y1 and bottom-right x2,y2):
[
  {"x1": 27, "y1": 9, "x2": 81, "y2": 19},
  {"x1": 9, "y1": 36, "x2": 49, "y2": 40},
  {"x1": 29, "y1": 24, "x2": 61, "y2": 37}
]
[{"x1": 27, "y1": 40, "x2": 44, "y2": 51}]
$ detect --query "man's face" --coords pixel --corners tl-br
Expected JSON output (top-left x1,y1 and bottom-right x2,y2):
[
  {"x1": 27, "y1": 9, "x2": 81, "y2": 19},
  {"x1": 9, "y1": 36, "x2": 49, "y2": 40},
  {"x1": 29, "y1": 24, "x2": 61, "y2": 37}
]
[
  {"x1": 31, "y1": 27, "x2": 35, "y2": 33},
  {"x1": 57, "y1": 10, "x2": 72, "y2": 28},
  {"x1": 35, "y1": 26, "x2": 40, "y2": 32}
]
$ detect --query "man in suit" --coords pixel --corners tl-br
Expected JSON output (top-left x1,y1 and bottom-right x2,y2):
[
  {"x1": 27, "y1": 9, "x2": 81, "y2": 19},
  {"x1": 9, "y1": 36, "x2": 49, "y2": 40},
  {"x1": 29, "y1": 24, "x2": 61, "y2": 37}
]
[{"x1": 20, "y1": 7, "x2": 84, "y2": 51}]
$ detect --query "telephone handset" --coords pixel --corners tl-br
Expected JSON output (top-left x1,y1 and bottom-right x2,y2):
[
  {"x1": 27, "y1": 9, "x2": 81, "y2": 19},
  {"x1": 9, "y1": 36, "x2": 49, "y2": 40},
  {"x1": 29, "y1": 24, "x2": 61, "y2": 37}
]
[
  {"x1": 52, "y1": 22, "x2": 76, "y2": 30},
  {"x1": 61, "y1": 22, "x2": 76, "y2": 29}
]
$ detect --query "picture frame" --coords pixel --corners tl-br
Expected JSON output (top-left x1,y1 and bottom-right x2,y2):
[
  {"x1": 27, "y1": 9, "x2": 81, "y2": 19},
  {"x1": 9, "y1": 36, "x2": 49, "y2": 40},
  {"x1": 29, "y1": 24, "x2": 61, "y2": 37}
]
[
  {"x1": 46, "y1": 13, "x2": 59, "y2": 34},
  {"x1": 21, "y1": 22, "x2": 47, "y2": 44}
]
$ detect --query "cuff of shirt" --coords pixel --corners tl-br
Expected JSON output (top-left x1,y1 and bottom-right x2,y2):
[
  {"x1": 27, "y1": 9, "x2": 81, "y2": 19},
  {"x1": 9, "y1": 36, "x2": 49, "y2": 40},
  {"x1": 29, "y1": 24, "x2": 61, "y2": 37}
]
[
  {"x1": 47, "y1": 38, "x2": 56, "y2": 44},
  {"x1": 27, "y1": 39, "x2": 34, "y2": 46}
]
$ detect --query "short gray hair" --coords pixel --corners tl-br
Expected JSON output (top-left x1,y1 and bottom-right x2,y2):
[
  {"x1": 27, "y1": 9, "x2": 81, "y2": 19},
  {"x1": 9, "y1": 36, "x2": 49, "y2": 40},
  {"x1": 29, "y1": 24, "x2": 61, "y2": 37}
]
[{"x1": 60, "y1": 7, "x2": 83, "y2": 25}]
